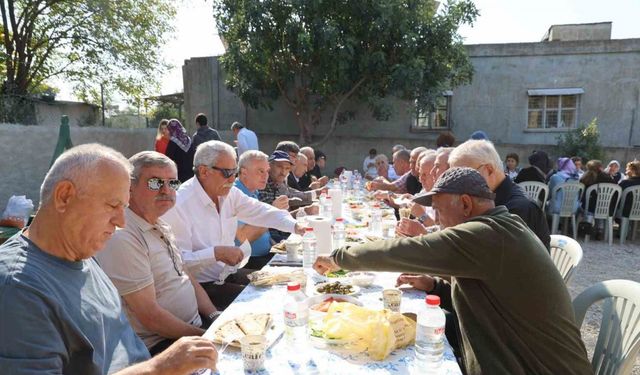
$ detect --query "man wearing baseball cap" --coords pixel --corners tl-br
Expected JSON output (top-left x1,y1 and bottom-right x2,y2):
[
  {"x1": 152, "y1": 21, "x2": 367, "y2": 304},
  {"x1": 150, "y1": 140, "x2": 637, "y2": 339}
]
[{"x1": 314, "y1": 167, "x2": 591, "y2": 375}]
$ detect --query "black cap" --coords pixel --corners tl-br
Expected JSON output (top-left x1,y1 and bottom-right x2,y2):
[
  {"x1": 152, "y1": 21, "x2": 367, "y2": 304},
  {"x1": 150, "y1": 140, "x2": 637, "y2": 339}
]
[{"x1": 413, "y1": 167, "x2": 495, "y2": 206}]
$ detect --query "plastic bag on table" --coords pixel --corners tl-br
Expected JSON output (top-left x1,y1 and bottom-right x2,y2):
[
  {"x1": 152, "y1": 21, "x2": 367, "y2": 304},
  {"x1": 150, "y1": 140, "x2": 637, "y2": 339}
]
[{"x1": 1, "y1": 195, "x2": 34, "y2": 228}]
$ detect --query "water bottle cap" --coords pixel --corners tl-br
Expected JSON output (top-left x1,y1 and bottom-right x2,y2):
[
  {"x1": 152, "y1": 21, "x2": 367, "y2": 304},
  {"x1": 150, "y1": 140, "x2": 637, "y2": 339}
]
[
  {"x1": 426, "y1": 294, "x2": 441, "y2": 306},
  {"x1": 325, "y1": 196, "x2": 332, "y2": 199},
  {"x1": 287, "y1": 282, "x2": 301, "y2": 291},
  {"x1": 336, "y1": 218, "x2": 344, "y2": 222},
  {"x1": 305, "y1": 227, "x2": 314, "y2": 232},
  {"x1": 373, "y1": 203, "x2": 380, "y2": 208}
]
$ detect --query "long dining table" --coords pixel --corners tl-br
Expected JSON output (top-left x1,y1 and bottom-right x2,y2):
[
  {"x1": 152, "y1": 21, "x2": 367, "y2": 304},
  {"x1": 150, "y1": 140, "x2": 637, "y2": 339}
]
[{"x1": 202, "y1": 264, "x2": 463, "y2": 374}]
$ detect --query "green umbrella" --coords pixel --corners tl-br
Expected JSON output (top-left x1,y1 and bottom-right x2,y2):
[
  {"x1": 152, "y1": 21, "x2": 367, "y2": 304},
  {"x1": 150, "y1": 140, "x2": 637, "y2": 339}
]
[{"x1": 49, "y1": 115, "x2": 73, "y2": 168}]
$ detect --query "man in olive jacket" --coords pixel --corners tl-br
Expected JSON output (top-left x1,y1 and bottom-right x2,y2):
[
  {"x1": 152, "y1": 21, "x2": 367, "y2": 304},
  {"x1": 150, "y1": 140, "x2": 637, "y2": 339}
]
[{"x1": 314, "y1": 167, "x2": 591, "y2": 375}]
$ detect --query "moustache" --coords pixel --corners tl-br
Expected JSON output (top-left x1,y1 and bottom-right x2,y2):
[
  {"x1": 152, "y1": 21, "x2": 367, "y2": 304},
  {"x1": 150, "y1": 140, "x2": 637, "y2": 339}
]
[
  {"x1": 155, "y1": 195, "x2": 175, "y2": 202},
  {"x1": 222, "y1": 183, "x2": 234, "y2": 189}
]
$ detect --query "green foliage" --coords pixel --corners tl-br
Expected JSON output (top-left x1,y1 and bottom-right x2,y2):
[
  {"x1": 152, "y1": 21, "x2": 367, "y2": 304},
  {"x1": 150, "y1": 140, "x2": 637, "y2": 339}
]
[
  {"x1": 213, "y1": 0, "x2": 478, "y2": 144},
  {"x1": 148, "y1": 102, "x2": 183, "y2": 126},
  {"x1": 0, "y1": 0, "x2": 176, "y2": 109},
  {"x1": 557, "y1": 118, "x2": 605, "y2": 162}
]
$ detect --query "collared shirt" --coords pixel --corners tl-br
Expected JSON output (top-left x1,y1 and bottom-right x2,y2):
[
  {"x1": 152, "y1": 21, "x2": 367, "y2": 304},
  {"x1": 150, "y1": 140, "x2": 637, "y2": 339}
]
[
  {"x1": 162, "y1": 176, "x2": 296, "y2": 283},
  {"x1": 234, "y1": 179, "x2": 273, "y2": 257},
  {"x1": 96, "y1": 209, "x2": 201, "y2": 348},
  {"x1": 494, "y1": 177, "x2": 551, "y2": 251},
  {"x1": 192, "y1": 126, "x2": 221, "y2": 150},
  {"x1": 236, "y1": 128, "x2": 259, "y2": 156},
  {"x1": 259, "y1": 178, "x2": 314, "y2": 206},
  {"x1": 391, "y1": 171, "x2": 410, "y2": 194}
]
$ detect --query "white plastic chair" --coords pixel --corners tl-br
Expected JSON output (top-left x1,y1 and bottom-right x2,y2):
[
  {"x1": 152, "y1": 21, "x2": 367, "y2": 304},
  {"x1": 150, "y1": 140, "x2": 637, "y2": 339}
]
[
  {"x1": 549, "y1": 182, "x2": 584, "y2": 239},
  {"x1": 584, "y1": 183, "x2": 622, "y2": 246},
  {"x1": 518, "y1": 181, "x2": 549, "y2": 212},
  {"x1": 618, "y1": 185, "x2": 640, "y2": 245},
  {"x1": 549, "y1": 235, "x2": 583, "y2": 285},
  {"x1": 573, "y1": 280, "x2": 640, "y2": 375}
]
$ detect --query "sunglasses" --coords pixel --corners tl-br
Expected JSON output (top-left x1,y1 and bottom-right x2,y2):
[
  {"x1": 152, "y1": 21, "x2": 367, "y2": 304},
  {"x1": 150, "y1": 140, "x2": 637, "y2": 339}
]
[
  {"x1": 147, "y1": 177, "x2": 181, "y2": 191},
  {"x1": 210, "y1": 165, "x2": 238, "y2": 178}
]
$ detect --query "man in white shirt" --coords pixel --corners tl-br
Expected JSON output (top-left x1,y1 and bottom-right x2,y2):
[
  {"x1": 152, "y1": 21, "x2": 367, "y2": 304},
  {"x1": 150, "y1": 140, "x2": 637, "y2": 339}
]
[
  {"x1": 363, "y1": 148, "x2": 378, "y2": 180},
  {"x1": 231, "y1": 121, "x2": 259, "y2": 157},
  {"x1": 163, "y1": 140, "x2": 303, "y2": 309}
]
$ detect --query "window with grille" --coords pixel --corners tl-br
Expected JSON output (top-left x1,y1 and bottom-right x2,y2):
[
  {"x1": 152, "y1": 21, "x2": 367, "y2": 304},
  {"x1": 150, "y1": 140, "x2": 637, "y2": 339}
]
[
  {"x1": 527, "y1": 92, "x2": 579, "y2": 129},
  {"x1": 413, "y1": 96, "x2": 451, "y2": 130}
]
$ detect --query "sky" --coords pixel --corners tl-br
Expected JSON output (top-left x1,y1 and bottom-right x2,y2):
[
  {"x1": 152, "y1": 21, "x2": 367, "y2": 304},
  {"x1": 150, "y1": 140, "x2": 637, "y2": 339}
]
[{"x1": 57, "y1": 0, "x2": 640, "y2": 101}]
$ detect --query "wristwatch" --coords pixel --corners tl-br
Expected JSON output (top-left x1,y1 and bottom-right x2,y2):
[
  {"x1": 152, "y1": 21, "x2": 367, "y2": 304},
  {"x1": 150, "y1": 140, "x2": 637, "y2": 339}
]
[
  {"x1": 417, "y1": 214, "x2": 429, "y2": 224},
  {"x1": 208, "y1": 311, "x2": 222, "y2": 322}
]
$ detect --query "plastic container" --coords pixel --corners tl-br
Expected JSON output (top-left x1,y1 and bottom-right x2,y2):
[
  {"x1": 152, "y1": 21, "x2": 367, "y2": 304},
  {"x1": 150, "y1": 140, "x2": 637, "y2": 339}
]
[
  {"x1": 283, "y1": 282, "x2": 309, "y2": 356},
  {"x1": 302, "y1": 228, "x2": 317, "y2": 270},
  {"x1": 322, "y1": 196, "x2": 333, "y2": 219},
  {"x1": 369, "y1": 203, "x2": 383, "y2": 237},
  {"x1": 415, "y1": 295, "x2": 446, "y2": 369},
  {"x1": 332, "y1": 218, "x2": 346, "y2": 249}
]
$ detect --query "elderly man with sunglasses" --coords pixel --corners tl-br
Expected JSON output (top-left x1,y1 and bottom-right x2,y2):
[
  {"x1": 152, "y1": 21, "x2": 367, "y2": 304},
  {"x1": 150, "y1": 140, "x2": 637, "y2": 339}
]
[
  {"x1": 96, "y1": 151, "x2": 219, "y2": 356},
  {"x1": 163, "y1": 141, "x2": 305, "y2": 310}
]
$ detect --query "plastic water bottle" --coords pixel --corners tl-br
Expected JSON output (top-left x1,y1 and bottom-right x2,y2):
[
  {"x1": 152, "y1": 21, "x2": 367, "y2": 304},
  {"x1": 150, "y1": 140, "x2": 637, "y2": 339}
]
[
  {"x1": 322, "y1": 196, "x2": 333, "y2": 219},
  {"x1": 332, "y1": 218, "x2": 346, "y2": 249},
  {"x1": 370, "y1": 203, "x2": 383, "y2": 236},
  {"x1": 302, "y1": 228, "x2": 317, "y2": 270},
  {"x1": 415, "y1": 295, "x2": 446, "y2": 369},
  {"x1": 283, "y1": 282, "x2": 309, "y2": 354},
  {"x1": 296, "y1": 209, "x2": 308, "y2": 227}
]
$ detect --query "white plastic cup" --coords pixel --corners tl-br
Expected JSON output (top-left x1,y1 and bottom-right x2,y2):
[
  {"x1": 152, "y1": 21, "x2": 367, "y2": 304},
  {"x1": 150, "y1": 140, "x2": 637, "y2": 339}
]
[
  {"x1": 240, "y1": 335, "x2": 267, "y2": 371},
  {"x1": 383, "y1": 288, "x2": 403, "y2": 312}
]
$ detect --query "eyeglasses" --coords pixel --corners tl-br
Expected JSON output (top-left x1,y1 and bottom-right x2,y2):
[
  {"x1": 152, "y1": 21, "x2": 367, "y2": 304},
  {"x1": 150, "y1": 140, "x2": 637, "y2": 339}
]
[
  {"x1": 210, "y1": 165, "x2": 237, "y2": 178},
  {"x1": 147, "y1": 178, "x2": 181, "y2": 191}
]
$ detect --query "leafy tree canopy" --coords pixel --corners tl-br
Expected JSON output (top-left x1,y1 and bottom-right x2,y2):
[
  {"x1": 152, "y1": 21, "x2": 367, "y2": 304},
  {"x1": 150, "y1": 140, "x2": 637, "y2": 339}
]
[
  {"x1": 213, "y1": 0, "x2": 478, "y2": 144},
  {"x1": 0, "y1": 0, "x2": 176, "y2": 109},
  {"x1": 557, "y1": 117, "x2": 605, "y2": 163}
]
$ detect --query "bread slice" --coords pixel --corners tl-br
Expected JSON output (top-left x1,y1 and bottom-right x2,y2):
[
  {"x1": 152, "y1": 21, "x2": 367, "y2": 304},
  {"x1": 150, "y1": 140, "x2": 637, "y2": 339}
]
[
  {"x1": 237, "y1": 313, "x2": 271, "y2": 336},
  {"x1": 215, "y1": 320, "x2": 245, "y2": 343}
]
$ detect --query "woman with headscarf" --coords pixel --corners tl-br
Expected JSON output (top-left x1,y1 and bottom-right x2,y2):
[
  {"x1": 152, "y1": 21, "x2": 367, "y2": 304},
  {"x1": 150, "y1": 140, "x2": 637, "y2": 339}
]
[
  {"x1": 514, "y1": 150, "x2": 553, "y2": 184},
  {"x1": 604, "y1": 160, "x2": 624, "y2": 183},
  {"x1": 154, "y1": 119, "x2": 170, "y2": 154},
  {"x1": 165, "y1": 119, "x2": 195, "y2": 182},
  {"x1": 547, "y1": 157, "x2": 581, "y2": 214}
]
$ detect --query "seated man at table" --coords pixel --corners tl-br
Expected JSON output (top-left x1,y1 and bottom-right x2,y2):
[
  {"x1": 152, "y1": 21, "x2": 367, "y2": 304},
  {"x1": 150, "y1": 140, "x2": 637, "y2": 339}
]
[
  {"x1": 259, "y1": 150, "x2": 319, "y2": 242},
  {"x1": 235, "y1": 150, "x2": 289, "y2": 270},
  {"x1": 287, "y1": 152, "x2": 310, "y2": 191},
  {"x1": 368, "y1": 149, "x2": 412, "y2": 193},
  {"x1": 0, "y1": 144, "x2": 217, "y2": 375},
  {"x1": 96, "y1": 151, "x2": 220, "y2": 355},
  {"x1": 314, "y1": 168, "x2": 592, "y2": 375},
  {"x1": 162, "y1": 141, "x2": 304, "y2": 310},
  {"x1": 299, "y1": 146, "x2": 329, "y2": 190}
]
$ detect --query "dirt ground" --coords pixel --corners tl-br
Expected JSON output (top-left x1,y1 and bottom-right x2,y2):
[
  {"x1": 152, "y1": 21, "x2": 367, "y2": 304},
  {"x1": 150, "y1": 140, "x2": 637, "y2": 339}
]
[{"x1": 565, "y1": 236, "x2": 640, "y2": 374}]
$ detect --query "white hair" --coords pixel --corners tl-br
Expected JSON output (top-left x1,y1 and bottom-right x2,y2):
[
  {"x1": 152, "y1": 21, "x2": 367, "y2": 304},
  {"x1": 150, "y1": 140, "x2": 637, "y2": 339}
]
[
  {"x1": 129, "y1": 151, "x2": 176, "y2": 183},
  {"x1": 392, "y1": 144, "x2": 406, "y2": 153},
  {"x1": 238, "y1": 150, "x2": 268, "y2": 169},
  {"x1": 420, "y1": 150, "x2": 437, "y2": 163},
  {"x1": 299, "y1": 146, "x2": 314, "y2": 158},
  {"x1": 40, "y1": 143, "x2": 131, "y2": 207},
  {"x1": 194, "y1": 140, "x2": 236, "y2": 172},
  {"x1": 449, "y1": 140, "x2": 503, "y2": 171}
]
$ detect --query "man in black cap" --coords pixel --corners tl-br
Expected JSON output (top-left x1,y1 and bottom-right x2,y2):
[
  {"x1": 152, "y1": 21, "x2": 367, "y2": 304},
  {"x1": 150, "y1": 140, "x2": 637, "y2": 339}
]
[{"x1": 313, "y1": 167, "x2": 591, "y2": 375}]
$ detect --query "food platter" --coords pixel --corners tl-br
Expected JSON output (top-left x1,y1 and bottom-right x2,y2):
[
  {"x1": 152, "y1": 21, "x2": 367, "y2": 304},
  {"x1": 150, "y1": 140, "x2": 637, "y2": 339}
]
[
  {"x1": 205, "y1": 312, "x2": 282, "y2": 349},
  {"x1": 314, "y1": 281, "x2": 360, "y2": 296}
]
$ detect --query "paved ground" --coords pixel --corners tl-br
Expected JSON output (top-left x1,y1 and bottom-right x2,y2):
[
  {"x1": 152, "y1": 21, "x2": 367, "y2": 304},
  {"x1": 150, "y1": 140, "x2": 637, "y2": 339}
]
[{"x1": 565, "y1": 236, "x2": 640, "y2": 374}]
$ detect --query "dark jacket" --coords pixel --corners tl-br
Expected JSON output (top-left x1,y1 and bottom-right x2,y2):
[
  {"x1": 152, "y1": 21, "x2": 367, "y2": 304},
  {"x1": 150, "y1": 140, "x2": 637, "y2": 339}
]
[
  {"x1": 514, "y1": 166, "x2": 546, "y2": 184},
  {"x1": 406, "y1": 174, "x2": 423, "y2": 195},
  {"x1": 192, "y1": 126, "x2": 220, "y2": 150},
  {"x1": 494, "y1": 177, "x2": 551, "y2": 251},
  {"x1": 165, "y1": 141, "x2": 195, "y2": 183},
  {"x1": 619, "y1": 177, "x2": 640, "y2": 216}
]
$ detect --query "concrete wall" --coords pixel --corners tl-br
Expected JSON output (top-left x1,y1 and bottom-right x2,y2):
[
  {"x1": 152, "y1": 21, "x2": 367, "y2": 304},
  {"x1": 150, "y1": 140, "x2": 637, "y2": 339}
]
[
  {"x1": 0, "y1": 124, "x2": 155, "y2": 210},
  {"x1": 456, "y1": 39, "x2": 640, "y2": 148},
  {"x1": 34, "y1": 101, "x2": 99, "y2": 127},
  {"x1": 182, "y1": 57, "x2": 245, "y2": 134},
  {"x1": 182, "y1": 38, "x2": 640, "y2": 175}
]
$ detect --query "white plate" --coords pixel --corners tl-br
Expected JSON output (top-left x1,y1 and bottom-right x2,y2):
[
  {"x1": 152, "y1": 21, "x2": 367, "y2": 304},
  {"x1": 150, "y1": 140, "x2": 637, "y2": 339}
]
[{"x1": 314, "y1": 282, "x2": 360, "y2": 296}]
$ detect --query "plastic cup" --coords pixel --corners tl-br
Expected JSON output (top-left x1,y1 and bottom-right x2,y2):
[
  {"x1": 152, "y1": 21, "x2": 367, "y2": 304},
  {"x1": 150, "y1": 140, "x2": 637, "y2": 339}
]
[
  {"x1": 285, "y1": 239, "x2": 301, "y2": 262},
  {"x1": 240, "y1": 335, "x2": 267, "y2": 371},
  {"x1": 382, "y1": 219, "x2": 397, "y2": 238},
  {"x1": 382, "y1": 288, "x2": 403, "y2": 312}
]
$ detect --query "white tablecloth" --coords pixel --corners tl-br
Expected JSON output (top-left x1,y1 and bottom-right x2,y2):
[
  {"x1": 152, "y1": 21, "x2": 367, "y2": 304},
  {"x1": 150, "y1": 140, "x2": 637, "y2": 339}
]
[{"x1": 203, "y1": 269, "x2": 462, "y2": 374}]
